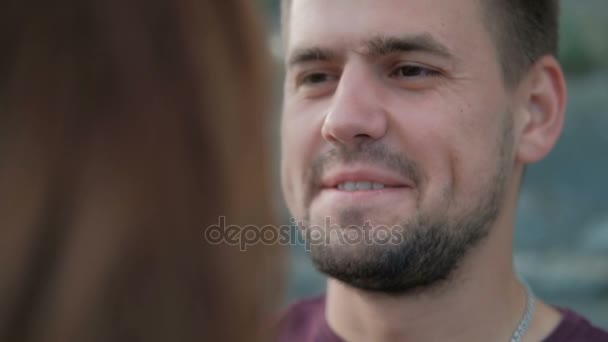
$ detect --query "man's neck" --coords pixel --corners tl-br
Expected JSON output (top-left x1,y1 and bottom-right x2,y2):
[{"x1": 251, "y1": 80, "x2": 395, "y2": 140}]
[{"x1": 324, "y1": 226, "x2": 562, "y2": 342}]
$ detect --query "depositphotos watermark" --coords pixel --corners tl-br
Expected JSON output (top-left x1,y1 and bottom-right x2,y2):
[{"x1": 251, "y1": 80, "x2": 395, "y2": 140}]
[{"x1": 203, "y1": 216, "x2": 407, "y2": 251}]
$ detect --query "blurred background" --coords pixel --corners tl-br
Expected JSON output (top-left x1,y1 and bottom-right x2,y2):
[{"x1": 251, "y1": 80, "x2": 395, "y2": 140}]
[{"x1": 258, "y1": 0, "x2": 608, "y2": 328}]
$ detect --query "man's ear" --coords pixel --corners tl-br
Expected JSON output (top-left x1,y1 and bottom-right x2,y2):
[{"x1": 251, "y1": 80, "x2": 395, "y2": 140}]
[{"x1": 515, "y1": 55, "x2": 567, "y2": 164}]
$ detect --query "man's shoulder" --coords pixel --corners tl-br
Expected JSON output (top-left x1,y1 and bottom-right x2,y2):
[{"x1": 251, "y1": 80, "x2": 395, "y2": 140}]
[
  {"x1": 546, "y1": 308, "x2": 608, "y2": 342},
  {"x1": 277, "y1": 295, "x2": 334, "y2": 342}
]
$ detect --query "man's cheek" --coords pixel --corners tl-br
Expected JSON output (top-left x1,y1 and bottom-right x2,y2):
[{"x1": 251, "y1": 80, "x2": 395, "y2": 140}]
[{"x1": 282, "y1": 165, "x2": 301, "y2": 210}]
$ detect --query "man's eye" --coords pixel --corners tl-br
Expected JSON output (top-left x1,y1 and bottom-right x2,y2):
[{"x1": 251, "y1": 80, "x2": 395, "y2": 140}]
[
  {"x1": 391, "y1": 65, "x2": 439, "y2": 78},
  {"x1": 300, "y1": 72, "x2": 336, "y2": 85}
]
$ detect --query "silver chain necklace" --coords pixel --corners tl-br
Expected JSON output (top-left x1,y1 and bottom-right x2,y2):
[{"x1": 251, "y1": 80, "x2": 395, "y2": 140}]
[{"x1": 510, "y1": 283, "x2": 535, "y2": 342}]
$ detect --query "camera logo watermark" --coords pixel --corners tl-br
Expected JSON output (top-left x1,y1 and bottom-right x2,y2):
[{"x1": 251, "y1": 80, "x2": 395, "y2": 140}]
[{"x1": 203, "y1": 216, "x2": 406, "y2": 251}]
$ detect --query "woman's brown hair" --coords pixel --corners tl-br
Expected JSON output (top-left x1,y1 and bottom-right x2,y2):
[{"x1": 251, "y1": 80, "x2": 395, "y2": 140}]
[{"x1": 0, "y1": 0, "x2": 281, "y2": 341}]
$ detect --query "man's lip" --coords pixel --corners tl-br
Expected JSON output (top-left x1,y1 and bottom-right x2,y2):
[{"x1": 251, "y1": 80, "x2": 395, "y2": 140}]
[{"x1": 320, "y1": 168, "x2": 413, "y2": 188}]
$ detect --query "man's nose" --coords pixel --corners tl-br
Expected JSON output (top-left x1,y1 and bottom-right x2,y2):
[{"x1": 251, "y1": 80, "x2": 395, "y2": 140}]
[{"x1": 321, "y1": 65, "x2": 388, "y2": 147}]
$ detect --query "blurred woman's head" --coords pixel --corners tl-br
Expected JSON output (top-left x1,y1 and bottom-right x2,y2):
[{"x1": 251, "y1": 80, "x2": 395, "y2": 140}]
[{"x1": 0, "y1": 0, "x2": 280, "y2": 341}]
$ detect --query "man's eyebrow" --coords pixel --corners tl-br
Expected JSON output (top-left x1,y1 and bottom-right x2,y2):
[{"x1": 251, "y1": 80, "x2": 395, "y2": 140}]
[
  {"x1": 287, "y1": 47, "x2": 335, "y2": 67},
  {"x1": 364, "y1": 34, "x2": 453, "y2": 59},
  {"x1": 286, "y1": 34, "x2": 452, "y2": 67}
]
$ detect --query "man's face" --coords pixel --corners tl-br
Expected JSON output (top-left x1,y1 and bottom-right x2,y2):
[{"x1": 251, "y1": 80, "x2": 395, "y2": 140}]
[{"x1": 281, "y1": 0, "x2": 517, "y2": 292}]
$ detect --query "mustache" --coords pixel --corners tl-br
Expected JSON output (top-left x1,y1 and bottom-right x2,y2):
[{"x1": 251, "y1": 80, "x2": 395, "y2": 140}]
[{"x1": 306, "y1": 141, "x2": 424, "y2": 191}]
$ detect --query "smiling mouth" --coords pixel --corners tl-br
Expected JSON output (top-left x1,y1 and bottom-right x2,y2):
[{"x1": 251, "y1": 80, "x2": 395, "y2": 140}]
[{"x1": 335, "y1": 181, "x2": 404, "y2": 191}]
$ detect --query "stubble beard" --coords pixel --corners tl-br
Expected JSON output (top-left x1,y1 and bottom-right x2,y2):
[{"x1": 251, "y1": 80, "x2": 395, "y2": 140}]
[{"x1": 303, "y1": 116, "x2": 514, "y2": 295}]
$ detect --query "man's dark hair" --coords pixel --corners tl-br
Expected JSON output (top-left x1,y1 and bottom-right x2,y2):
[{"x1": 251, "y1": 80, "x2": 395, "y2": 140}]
[
  {"x1": 281, "y1": 0, "x2": 560, "y2": 87},
  {"x1": 481, "y1": 0, "x2": 560, "y2": 86}
]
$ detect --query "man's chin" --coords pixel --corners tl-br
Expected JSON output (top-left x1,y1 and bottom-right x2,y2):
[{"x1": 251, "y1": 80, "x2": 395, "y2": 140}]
[
  {"x1": 308, "y1": 242, "x2": 445, "y2": 295},
  {"x1": 304, "y1": 211, "x2": 493, "y2": 295}
]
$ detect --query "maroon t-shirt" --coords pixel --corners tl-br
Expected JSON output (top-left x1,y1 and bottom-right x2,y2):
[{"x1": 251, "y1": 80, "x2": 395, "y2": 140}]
[{"x1": 278, "y1": 295, "x2": 608, "y2": 342}]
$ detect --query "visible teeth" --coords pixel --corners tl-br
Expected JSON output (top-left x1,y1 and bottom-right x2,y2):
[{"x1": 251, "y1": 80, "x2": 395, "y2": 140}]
[
  {"x1": 337, "y1": 182, "x2": 386, "y2": 191},
  {"x1": 344, "y1": 182, "x2": 357, "y2": 191},
  {"x1": 372, "y1": 182, "x2": 385, "y2": 190},
  {"x1": 356, "y1": 181, "x2": 372, "y2": 190}
]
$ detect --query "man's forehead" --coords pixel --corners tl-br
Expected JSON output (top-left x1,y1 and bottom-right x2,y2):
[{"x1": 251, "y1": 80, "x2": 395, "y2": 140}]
[
  {"x1": 288, "y1": 0, "x2": 481, "y2": 30},
  {"x1": 285, "y1": 0, "x2": 491, "y2": 64}
]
